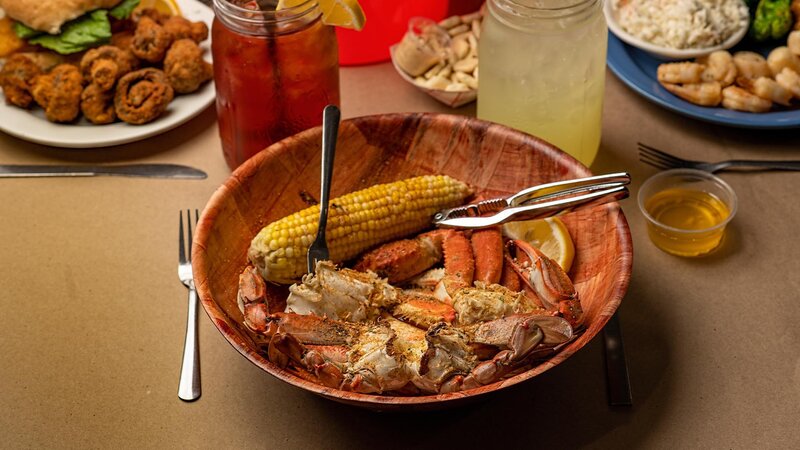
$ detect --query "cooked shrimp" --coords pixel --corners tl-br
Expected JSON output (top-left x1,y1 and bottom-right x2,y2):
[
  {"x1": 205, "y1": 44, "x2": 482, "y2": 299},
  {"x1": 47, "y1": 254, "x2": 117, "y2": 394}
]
[
  {"x1": 775, "y1": 67, "x2": 800, "y2": 98},
  {"x1": 698, "y1": 50, "x2": 737, "y2": 86},
  {"x1": 721, "y1": 86, "x2": 773, "y2": 112},
  {"x1": 736, "y1": 76, "x2": 793, "y2": 106},
  {"x1": 733, "y1": 51, "x2": 772, "y2": 79},
  {"x1": 766, "y1": 47, "x2": 800, "y2": 77},
  {"x1": 788, "y1": 31, "x2": 800, "y2": 56},
  {"x1": 657, "y1": 62, "x2": 706, "y2": 84},
  {"x1": 662, "y1": 81, "x2": 722, "y2": 106}
]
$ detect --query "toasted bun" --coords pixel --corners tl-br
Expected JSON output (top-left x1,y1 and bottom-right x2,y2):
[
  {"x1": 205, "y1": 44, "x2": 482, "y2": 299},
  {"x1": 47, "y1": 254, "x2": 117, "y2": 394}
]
[{"x1": 0, "y1": 0, "x2": 122, "y2": 34}]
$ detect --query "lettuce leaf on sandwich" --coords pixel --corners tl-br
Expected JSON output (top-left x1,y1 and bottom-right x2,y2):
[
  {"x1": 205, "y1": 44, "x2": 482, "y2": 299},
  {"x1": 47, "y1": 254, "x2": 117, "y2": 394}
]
[{"x1": 12, "y1": 0, "x2": 140, "y2": 54}]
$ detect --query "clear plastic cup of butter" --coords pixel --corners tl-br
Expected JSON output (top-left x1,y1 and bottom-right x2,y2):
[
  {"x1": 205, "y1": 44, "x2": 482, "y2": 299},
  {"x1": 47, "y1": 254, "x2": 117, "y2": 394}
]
[{"x1": 638, "y1": 169, "x2": 738, "y2": 257}]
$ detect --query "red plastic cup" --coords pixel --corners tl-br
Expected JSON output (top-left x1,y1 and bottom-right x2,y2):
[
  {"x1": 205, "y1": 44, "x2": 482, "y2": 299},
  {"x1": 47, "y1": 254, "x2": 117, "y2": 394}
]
[{"x1": 336, "y1": 0, "x2": 450, "y2": 66}]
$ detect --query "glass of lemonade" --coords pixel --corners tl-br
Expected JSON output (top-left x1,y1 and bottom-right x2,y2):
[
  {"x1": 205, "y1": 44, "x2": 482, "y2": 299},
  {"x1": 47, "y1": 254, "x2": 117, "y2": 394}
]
[
  {"x1": 212, "y1": 0, "x2": 340, "y2": 170},
  {"x1": 638, "y1": 169, "x2": 738, "y2": 257},
  {"x1": 477, "y1": 0, "x2": 607, "y2": 167}
]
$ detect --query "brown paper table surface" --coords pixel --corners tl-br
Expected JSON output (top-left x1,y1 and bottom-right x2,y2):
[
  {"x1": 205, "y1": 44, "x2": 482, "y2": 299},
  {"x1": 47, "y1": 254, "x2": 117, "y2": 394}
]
[{"x1": 1, "y1": 63, "x2": 799, "y2": 449}]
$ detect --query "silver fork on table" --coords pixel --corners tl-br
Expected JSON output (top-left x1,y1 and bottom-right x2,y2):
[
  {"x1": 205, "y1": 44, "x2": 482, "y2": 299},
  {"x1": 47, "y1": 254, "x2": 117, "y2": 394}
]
[
  {"x1": 638, "y1": 142, "x2": 800, "y2": 173},
  {"x1": 178, "y1": 209, "x2": 201, "y2": 402}
]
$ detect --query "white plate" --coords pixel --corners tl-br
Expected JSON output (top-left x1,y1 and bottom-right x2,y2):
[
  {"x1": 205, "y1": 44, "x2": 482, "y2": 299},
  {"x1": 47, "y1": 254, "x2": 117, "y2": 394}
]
[
  {"x1": 0, "y1": 0, "x2": 215, "y2": 148},
  {"x1": 604, "y1": 0, "x2": 749, "y2": 61}
]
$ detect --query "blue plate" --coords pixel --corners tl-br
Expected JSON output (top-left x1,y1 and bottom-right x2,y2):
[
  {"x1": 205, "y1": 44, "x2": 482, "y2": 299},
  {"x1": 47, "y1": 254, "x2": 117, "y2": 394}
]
[{"x1": 607, "y1": 33, "x2": 800, "y2": 129}]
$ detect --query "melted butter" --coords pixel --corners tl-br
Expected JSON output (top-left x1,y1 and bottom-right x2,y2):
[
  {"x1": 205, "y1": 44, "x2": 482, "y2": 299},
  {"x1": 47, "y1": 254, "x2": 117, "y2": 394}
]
[{"x1": 644, "y1": 188, "x2": 731, "y2": 256}]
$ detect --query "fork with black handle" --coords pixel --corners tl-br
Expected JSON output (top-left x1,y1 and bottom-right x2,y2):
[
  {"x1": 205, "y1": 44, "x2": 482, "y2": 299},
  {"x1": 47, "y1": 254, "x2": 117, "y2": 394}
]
[
  {"x1": 178, "y1": 209, "x2": 201, "y2": 402},
  {"x1": 307, "y1": 105, "x2": 341, "y2": 274},
  {"x1": 638, "y1": 142, "x2": 800, "y2": 173}
]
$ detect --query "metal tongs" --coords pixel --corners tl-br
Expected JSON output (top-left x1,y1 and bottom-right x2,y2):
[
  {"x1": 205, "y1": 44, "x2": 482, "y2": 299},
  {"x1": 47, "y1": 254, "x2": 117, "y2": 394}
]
[{"x1": 433, "y1": 172, "x2": 631, "y2": 229}]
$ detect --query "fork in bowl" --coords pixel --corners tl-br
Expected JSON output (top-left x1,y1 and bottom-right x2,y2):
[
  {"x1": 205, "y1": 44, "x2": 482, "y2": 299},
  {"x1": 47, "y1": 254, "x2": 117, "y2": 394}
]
[
  {"x1": 306, "y1": 105, "x2": 340, "y2": 274},
  {"x1": 638, "y1": 142, "x2": 800, "y2": 173},
  {"x1": 178, "y1": 209, "x2": 201, "y2": 402}
]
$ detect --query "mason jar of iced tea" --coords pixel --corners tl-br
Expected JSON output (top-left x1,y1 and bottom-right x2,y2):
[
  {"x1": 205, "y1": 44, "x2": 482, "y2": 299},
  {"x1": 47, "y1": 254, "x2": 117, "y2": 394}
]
[{"x1": 212, "y1": 0, "x2": 340, "y2": 170}]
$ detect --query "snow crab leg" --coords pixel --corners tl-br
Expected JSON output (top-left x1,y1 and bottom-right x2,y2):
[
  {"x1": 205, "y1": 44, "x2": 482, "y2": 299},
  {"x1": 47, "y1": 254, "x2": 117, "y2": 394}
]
[
  {"x1": 355, "y1": 228, "x2": 508, "y2": 303},
  {"x1": 505, "y1": 239, "x2": 584, "y2": 328}
]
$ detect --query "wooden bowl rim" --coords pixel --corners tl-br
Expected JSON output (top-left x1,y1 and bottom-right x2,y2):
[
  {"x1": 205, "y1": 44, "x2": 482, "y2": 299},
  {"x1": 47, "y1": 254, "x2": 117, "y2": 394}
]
[{"x1": 194, "y1": 112, "x2": 633, "y2": 407}]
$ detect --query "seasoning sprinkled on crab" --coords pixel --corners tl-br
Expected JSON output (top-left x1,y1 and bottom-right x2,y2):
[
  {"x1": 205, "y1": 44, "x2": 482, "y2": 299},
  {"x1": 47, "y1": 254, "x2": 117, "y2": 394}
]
[
  {"x1": 237, "y1": 257, "x2": 579, "y2": 395},
  {"x1": 257, "y1": 310, "x2": 571, "y2": 394}
]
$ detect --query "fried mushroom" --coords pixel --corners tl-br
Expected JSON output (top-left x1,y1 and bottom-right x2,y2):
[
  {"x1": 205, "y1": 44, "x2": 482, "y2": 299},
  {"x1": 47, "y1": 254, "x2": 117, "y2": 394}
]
[
  {"x1": 30, "y1": 64, "x2": 83, "y2": 123},
  {"x1": 114, "y1": 68, "x2": 174, "y2": 125},
  {"x1": 80, "y1": 45, "x2": 140, "y2": 91},
  {"x1": 81, "y1": 83, "x2": 116, "y2": 124},
  {"x1": 163, "y1": 39, "x2": 213, "y2": 94},
  {"x1": 130, "y1": 16, "x2": 175, "y2": 63},
  {"x1": 0, "y1": 52, "x2": 63, "y2": 108},
  {"x1": 162, "y1": 15, "x2": 209, "y2": 43},
  {"x1": 0, "y1": 54, "x2": 42, "y2": 108}
]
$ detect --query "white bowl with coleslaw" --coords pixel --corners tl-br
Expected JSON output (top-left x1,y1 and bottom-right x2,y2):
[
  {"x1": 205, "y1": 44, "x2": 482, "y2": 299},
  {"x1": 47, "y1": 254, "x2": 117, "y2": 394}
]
[{"x1": 605, "y1": 0, "x2": 750, "y2": 60}]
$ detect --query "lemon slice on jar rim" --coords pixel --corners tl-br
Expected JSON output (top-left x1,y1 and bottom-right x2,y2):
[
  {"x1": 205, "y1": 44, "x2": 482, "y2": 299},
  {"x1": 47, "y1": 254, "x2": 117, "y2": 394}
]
[
  {"x1": 136, "y1": 0, "x2": 182, "y2": 16},
  {"x1": 502, "y1": 217, "x2": 576, "y2": 272},
  {"x1": 277, "y1": 0, "x2": 366, "y2": 30}
]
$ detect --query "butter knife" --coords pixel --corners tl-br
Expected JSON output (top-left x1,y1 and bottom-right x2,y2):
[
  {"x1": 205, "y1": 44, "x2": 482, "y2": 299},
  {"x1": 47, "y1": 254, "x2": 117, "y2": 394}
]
[{"x1": 0, "y1": 164, "x2": 207, "y2": 179}]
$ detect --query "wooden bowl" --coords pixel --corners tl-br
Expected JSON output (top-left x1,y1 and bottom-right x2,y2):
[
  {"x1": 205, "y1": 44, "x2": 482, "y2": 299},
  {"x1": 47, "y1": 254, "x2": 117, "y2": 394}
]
[{"x1": 193, "y1": 113, "x2": 633, "y2": 411}]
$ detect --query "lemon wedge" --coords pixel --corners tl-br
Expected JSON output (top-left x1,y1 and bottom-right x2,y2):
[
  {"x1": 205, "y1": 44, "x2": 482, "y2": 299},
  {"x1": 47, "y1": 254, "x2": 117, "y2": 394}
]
[
  {"x1": 277, "y1": 0, "x2": 365, "y2": 30},
  {"x1": 136, "y1": 0, "x2": 182, "y2": 16},
  {"x1": 502, "y1": 217, "x2": 575, "y2": 272}
]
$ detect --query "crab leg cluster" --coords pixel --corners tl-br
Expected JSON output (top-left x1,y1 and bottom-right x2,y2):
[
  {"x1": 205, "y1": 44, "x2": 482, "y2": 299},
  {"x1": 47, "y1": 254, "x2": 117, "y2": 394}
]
[
  {"x1": 355, "y1": 227, "x2": 584, "y2": 328},
  {"x1": 237, "y1": 229, "x2": 582, "y2": 395}
]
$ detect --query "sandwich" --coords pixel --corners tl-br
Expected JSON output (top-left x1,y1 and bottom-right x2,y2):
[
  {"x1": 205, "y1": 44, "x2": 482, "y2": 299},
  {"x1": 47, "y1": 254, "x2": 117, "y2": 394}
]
[{"x1": 0, "y1": 0, "x2": 141, "y2": 54}]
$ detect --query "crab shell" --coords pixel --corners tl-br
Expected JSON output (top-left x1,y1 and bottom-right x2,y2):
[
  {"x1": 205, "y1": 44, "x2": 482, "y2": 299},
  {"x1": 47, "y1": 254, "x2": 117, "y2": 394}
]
[{"x1": 264, "y1": 311, "x2": 572, "y2": 395}]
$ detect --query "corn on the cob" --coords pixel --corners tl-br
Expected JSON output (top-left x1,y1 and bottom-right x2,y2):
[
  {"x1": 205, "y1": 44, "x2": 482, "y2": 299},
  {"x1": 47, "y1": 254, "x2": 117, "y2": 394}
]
[{"x1": 248, "y1": 175, "x2": 472, "y2": 284}]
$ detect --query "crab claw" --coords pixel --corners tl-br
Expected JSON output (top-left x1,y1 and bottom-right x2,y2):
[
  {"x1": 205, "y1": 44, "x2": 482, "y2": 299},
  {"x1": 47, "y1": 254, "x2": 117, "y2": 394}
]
[
  {"x1": 472, "y1": 314, "x2": 572, "y2": 348},
  {"x1": 270, "y1": 331, "x2": 347, "y2": 389},
  {"x1": 505, "y1": 240, "x2": 584, "y2": 328},
  {"x1": 449, "y1": 314, "x2": 552, "y2": 391},
  {"x1": 304, "y1": 347, "x2": 347, "y2": 389},
  {"x1": 238, "y1": 266, "x2": 270, "y2": 332},
  {"x1": 243, "y1": 303, "x2": 270, "y2": 334}
]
